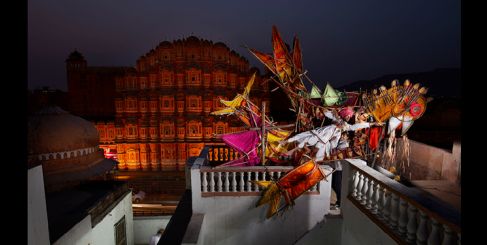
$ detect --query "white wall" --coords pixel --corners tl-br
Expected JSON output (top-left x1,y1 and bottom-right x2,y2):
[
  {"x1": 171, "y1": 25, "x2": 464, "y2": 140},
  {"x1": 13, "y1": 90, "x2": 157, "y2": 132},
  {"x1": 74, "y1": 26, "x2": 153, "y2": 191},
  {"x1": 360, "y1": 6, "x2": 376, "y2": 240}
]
[
  {"x1": 191, "y1": 166, "x2": 332, "y2": 245},
  {"x1": 294, "y1": 217, "x2": 342, "y2": 245},
  {"x1": 339, "y1": 159, "x2": 396, "y2": 245},
  {"x1": 340, "y1": 200, "x2": 396, "y2": 245},
  {"x1": 396, "y1": 139, "x2": 461, "y2": 183},
  {"x1": 133, "y1": 216, "x2": 171, "y2": 245},
  {"x1": 92, "y1": 192, "x2": 134, "y2": 245},
  {"x1": 53, "y1": 216, "x2": 93, "y2": 245},
  {"x1": 28, "y1": 165, "x2": 51, "y2": 245},
  {"x1": 54, "y1": 191, "x2": 134, "y2": 245}
]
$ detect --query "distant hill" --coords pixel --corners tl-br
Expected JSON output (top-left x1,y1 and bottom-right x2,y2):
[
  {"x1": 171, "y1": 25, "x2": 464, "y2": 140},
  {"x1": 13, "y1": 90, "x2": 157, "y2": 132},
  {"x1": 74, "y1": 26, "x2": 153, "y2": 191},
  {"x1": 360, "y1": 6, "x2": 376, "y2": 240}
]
[{"x1": 338, "y1": 68, "x2": 461, "y2": 98}]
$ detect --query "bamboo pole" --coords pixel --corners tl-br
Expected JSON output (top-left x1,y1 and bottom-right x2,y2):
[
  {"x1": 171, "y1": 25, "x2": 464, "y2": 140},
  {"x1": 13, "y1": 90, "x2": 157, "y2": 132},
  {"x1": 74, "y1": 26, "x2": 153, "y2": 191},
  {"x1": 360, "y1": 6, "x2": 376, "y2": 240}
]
[{"x1": 261, "y1": 101, "x2": 266, "y2": 165}]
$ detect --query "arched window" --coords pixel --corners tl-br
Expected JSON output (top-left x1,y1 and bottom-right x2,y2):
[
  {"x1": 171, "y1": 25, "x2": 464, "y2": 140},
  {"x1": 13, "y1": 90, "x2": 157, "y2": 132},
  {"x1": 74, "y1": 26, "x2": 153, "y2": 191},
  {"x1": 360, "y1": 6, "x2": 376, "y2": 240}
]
[
  {"x1": 160, "y1": 121, "x2": 175, "y2": 138},
  {"x1": 149, "y1": 74, "x2": 158, "y2": 88},
  {"x1": 215, "y1": 121, "x2": 226, "y2": 135},
  {"x1": 186, "y1": 95, "x2": 202, "y2": 112},
  {"x1": 186, "y1": 69, "x2": 201, "y2": 86},
  {"x1": 187, "y1": 121, "x2": 202, "y2": 137}
]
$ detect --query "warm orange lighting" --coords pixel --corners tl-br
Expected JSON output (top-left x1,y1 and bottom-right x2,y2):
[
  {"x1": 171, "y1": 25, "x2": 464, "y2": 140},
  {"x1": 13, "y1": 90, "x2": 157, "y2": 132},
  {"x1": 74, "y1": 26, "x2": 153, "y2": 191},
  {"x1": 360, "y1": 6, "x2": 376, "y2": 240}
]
[{"x1": 115, "y1": 175, "x2": 130, "y2": 180}]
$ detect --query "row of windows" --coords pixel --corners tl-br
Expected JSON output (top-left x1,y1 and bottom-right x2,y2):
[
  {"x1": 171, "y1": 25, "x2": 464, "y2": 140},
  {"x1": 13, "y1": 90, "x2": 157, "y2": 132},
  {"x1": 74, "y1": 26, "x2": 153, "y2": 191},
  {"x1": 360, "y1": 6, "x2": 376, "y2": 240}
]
[
  {"x1": 140, "y1": 52, "x2": 247, "y2": 64},
  {"x1": 115, "y1": 97, "x2": 237, "y2": 112},
  {"x1": 116, "y1": 72, "x2": 252, "y2": 91},
  {"x1": 112, "y1": 123, "x2": 230, "y2": 138},
  {"x1": 103, "y1": 125, "x2": 245, "y2": 140},
  {"x1": 117, "y1": 79, "x2": 240, "y2": 90},
  {"x1": 98, "y1": 128, "x2": 115, "y2": 140}
]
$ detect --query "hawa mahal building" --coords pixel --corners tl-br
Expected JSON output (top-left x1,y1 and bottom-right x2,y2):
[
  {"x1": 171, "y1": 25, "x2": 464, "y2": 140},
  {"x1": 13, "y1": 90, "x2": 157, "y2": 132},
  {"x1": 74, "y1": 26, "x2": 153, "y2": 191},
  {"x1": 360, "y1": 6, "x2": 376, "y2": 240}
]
[{"x1": 66, "y1": 36, "x2": 270, "y2": 170}]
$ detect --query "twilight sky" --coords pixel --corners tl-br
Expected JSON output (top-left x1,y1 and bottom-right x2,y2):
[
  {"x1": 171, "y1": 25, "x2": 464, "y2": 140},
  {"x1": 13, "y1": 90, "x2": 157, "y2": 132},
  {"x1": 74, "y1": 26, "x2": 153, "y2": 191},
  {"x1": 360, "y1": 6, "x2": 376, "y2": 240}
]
[{"x1": 28, "y1": 0, "x2": 460, "y2": 91}]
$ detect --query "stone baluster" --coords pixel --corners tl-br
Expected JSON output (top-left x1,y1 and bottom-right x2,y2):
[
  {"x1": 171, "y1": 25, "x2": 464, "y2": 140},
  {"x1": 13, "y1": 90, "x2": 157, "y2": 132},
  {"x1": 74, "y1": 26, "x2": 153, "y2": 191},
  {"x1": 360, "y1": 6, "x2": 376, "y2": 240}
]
[
  {"x1": 217, "y1": 172, "x2": 222, "y2": 192},
  {"x1": 372, "y1": 183, "x2": 381, "y2": 214},
  {"x1": 406, "y1": 205, "x2": 418, "y2": 243},
  {"x1": 366, "y1": 180, "x2": 374, "y2": 209},
  {"x1": 352, "y1": 171, "x2": 360, "y2": 198},
  {"x1": 231, "y1": 172, "x2": 237, "y2": 192},
  {"x1": 277, "y1": 171, "x2": 282, "y2": 179},
  {"x1": 427, "y1": 218, "x2": 441, "y2": 245},
  {"x1": 247, "y1": 171, "x2": 252, "y2": 192},
  {"x1": 398, "y1": 198, "x2": 408, "y2": 237},
  {"x1": 202, "y1": 172, "x2": 208, "y2": 193},
  {"x1": 382, "y1": 189, "x2": 390, "y2": 223},
  {"x1": 361, "y1": 177, "x2": 369, "y2": 205},
  {"x1": 357, "y1": 173, "x2": 364, "y2": 201},
  {"x1": 209, "y1": 172, "x2": 215, "y2": 192},
  {"x1": 457, "y1": 233, "x2": 461, "y2": 245},
  {"x1": 441, "y1": 224, "x2": 456, "y2": 245},
  {"x1": 389, "y1": 192, "x2": 399, "y2": 230},
  {"x1": 254, "y1": 172, "x2": 260, "y2": 190},
  {"x1": 416, "y1": 210, "x2": 428, "y2": 245},
  {"x1": 262, "y1": 171, "x2": 267, "y2": 181},
  {"x1": 224, "y1": 172, "x2": 229, "y2": 192},
  {"x1": 239, "y1": 172, "x2": 245, "y2": 191}
]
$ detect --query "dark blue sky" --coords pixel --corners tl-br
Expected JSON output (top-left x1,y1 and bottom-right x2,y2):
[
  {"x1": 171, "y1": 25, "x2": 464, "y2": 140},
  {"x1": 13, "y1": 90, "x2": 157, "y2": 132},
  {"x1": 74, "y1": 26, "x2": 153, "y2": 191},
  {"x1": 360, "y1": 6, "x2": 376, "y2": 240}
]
[{"x1": 28, "y1": 0, "x2": 460, "y2": 91}]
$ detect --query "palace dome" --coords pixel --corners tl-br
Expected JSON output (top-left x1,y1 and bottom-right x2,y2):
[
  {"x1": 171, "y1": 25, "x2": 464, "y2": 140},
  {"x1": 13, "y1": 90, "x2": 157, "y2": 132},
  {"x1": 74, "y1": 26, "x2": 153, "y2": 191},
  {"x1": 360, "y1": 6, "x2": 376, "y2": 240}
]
[
  {"x1": 28, "y1": 106, "x2": 99, "y2": 155},
  {"x1": 28, "y1": 106, "x2": 115, "y2": 192}
]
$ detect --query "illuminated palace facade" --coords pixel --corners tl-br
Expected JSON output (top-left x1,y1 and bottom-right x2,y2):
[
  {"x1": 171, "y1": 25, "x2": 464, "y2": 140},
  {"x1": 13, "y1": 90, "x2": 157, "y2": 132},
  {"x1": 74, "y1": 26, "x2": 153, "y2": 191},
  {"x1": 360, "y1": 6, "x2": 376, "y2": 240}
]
[{"x1": 97, "y1": 36, "x2": 269, "y2": 170}]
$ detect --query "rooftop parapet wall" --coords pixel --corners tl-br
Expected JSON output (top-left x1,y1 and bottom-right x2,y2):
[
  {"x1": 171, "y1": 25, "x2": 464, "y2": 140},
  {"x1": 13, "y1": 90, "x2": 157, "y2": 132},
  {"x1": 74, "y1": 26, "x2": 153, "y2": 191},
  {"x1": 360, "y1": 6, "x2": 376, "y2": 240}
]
[
  {"x1": 185, "y1": 146, "x2": 333, "y2": 245},
  {"x1": 341, "y1": 158, "x2": 460, "y2": 245},
  {"x1": 395, "y1": 139, "x2": 461, "y2": 184}
]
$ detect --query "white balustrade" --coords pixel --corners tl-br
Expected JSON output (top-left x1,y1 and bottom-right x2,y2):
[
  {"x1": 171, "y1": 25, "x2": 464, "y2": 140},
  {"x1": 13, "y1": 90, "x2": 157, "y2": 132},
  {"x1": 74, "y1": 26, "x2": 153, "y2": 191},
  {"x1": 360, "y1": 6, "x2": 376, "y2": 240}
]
[
  {"x1": 217, "y1": 172, "x2": 222, "y2": 192},
  {"x1": 366, "y1": 180, "x2": 374, "y2": 209},
  {"x1": 247, "y1": 172, "x2": 252, "y2": 191},
  {"x1": 224, "y1": 172, "x2": 229, "y2": 192},
  {"x1": 372, "y1": 183, "x2": 380, "y2": 214},
  {"x1": 417, "y1": 210, "x2": 428, "y2": 245},
  {"x1": 398, "y1": 198, "x2": 408, "y2": 237},
  {"x1": 428, "y1": 218, "x2": 441, "y2": 245},
  {"x1": 202, "y1": 172, "x2": 208, "y2": 192},
  {"x1": 231, "y1": 172, "x2": 237, "y2": 192},
  {"x1": 442, "y1": 224, "x2": 456, "y2": 245},
  {"x1": 406, "y1": 205, "x2": 417, "y2": 243},
  {"x1": 389, "y1": 193, "x2": 399, "y2": 230},
  {"x1": 209, "y1": 172, "x2": 215, "y2": 192},
  {"x1": 352, "y1": 171, "x2": 360, "y2": 198},
  {"x1": 198, "y1": 166, "x2": 322, "y2": 197},
  {"x1": 361, "y1": 177, "x2": 369, "y2": 205},
  {"x1": 346, "y1": 163, "x2": 460, "y2": 245},
  {"x1": 239, "y1": 172, "x2": 245, "y2": 191},
  {"x1": 357, "y1": 173, "x2": 364, "y2": 201}
]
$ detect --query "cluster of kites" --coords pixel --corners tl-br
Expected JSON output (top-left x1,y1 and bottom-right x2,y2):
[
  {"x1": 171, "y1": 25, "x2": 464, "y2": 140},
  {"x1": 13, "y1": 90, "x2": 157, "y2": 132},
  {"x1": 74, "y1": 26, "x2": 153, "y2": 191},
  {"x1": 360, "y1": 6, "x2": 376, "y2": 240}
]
[{"x1": 210, "y1": 26, "x2": 431, "y2": 218}]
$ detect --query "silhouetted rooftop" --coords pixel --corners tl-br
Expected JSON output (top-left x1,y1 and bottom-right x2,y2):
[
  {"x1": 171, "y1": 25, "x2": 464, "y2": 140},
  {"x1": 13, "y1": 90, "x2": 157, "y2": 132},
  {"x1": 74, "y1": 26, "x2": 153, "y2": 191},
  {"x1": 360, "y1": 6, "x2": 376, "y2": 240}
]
[{"x1": 45, "y1": 180, "x2": 129, "y2": 243}]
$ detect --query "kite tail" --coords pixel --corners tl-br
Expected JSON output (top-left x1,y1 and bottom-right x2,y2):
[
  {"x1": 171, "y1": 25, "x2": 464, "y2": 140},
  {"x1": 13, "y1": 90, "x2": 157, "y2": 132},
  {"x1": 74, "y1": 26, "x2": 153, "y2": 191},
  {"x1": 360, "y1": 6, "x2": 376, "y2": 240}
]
[{"x1": 251, "y1": 180, "x2": 282, "y2": 218}]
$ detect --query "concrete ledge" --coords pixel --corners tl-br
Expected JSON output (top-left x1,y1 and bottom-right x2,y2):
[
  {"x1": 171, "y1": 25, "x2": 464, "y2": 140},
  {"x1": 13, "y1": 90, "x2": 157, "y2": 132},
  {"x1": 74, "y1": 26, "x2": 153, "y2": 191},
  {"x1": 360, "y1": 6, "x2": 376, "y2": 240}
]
[{"x1": 182, "y1": 214, "x2": 204, "y2": 245}]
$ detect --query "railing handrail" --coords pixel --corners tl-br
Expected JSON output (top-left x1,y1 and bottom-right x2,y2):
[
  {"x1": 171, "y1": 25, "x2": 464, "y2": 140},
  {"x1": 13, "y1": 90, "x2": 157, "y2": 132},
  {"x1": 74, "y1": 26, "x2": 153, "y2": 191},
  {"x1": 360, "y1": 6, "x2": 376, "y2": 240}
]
[
  {"x1": 200, "y1": 165, "x2": 297, "y2": 172},
  {"x1": 347, "y1": 159, "x2": 461, "y2": 233}
]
